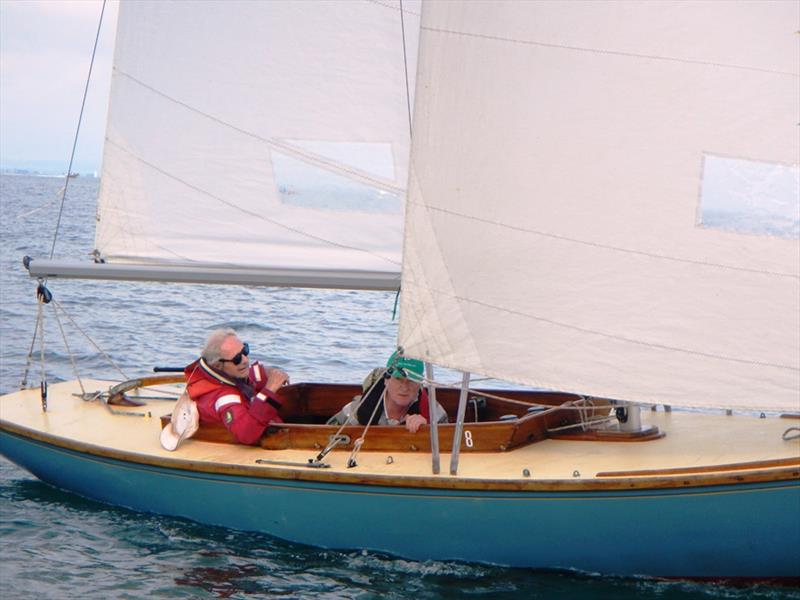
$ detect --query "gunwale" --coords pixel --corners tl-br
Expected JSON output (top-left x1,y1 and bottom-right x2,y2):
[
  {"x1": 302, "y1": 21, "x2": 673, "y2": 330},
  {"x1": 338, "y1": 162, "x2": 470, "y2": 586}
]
[{"x1": 2, "y1": 423, "x2": 798, "y2": 493}]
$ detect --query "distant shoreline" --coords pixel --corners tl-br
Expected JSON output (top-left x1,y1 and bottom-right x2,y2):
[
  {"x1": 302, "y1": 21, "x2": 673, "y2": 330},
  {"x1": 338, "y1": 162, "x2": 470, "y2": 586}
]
[{"x1": 1, "y1": 169, "x2": 98, "y2": 178}]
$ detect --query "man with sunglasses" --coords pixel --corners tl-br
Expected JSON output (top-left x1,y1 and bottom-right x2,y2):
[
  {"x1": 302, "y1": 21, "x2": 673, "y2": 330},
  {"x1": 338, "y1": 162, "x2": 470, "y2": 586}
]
[{"x1": 184, "y1": 328, "x2": 290, "y2": 445}]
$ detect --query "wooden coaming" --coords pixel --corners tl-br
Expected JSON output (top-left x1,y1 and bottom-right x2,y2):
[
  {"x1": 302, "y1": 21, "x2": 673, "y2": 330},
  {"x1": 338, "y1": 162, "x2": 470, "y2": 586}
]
[
  {"x1": 275, "y1": 382, "x2": 587, "y2": 423},
  {"x1": 157, "y1": 379, "x2": 623, "y2": 452},
  {"x1": 549, "y1": 426, "x2": 666, "y2": 442}
]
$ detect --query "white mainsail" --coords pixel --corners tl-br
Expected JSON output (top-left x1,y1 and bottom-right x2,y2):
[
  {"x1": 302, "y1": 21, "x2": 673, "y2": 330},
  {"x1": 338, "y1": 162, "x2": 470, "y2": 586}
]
[
  {"x1": 399, "y1": 0, "x2": 800, "y2": 411},
  {"x1": 92, "y1": 0, "x2": 419, "y2": 288}
]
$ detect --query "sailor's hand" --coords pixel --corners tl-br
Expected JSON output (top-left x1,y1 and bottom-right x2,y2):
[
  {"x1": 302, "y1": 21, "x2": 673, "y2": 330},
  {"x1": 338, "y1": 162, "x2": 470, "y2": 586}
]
[
  {"x1": 266, "y1": 368, "x2": 290, "y2": 392},
  {"x1": 405, "y1": 414, "x2": 427, "y2": 433}
]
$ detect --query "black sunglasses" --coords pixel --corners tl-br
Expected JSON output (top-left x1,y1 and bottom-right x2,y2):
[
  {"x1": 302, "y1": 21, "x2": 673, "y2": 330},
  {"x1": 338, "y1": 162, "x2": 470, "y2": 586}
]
[
  {"x1": 219, "y1": 342, "x2": 250, "y2": 365},
  {"x1": 385, "y1": 366, "x2": 420, "y2": 381}
]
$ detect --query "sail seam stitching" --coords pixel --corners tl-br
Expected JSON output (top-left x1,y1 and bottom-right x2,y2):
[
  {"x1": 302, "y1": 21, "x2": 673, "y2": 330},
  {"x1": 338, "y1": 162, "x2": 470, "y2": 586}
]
[
  {"x1": 113, "y1": 70, "x2": 406, "y2": 195},
  {"x1": 366, "y1": 0, "x2": 420, "y2": 17},
  {"x1": 104, "y1": 138, "x2": 402, "y2": 268},
  {"x1": 423, "y1": 26, "x2": 799, "y2": 78},
  {"x1": 428, "y1": 26, "x2": 800, "y2": 78},
  {"x1": 410, "y1": 202, "x2": 799, "y2": 279},
  {"x1": 402, "y1": 169, "x2": 483, "y2": 368},
  {"x1": 407, "y1": 280, "x2": 800, "y2": 372}
]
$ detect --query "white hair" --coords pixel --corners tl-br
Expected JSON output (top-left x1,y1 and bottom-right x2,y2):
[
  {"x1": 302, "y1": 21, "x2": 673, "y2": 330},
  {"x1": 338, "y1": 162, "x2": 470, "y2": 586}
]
[{"x1": 201, "y1": 328, "x2": 238, "y2": 367}]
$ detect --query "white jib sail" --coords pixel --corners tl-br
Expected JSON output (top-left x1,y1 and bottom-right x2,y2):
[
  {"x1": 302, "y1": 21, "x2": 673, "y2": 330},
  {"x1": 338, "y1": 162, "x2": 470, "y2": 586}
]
[
  {"x1": 399, "y1": 0, "x2": 800, "y2": 411},
  {"x1": 95, "y1": 0, "x2": 420, "y2": 287}
]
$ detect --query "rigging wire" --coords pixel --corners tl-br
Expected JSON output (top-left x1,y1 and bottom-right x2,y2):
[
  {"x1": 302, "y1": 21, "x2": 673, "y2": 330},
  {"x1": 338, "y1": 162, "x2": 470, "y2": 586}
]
[
  {"x1": 52, "y1": 299, "x2": 130, "y2": 381},
  {"x1": 22, "y1": 1, "x2": 109, "y2": 394},
  {"x1": 393, "y1": 0, "x2": 415, "y2": 315},
  {"x1": 346, "y1": 388, "x2": 385, "y2": 468},
  {"x1": 418, "y1": 377, "x2": 600, "y2": 412},
  {"x1": 38, "y1": 301, "x2": 47, "y2": 411},
  {"x1": 48, "y1": 0, "x2": 108, "y2": 259},
  {"x1": 16, "y1": 185, "x2": 65, "y2": 221},
  {"x1": 51, "y1": 303, "x2": 87, "y2": 397},
  {"x1": 20, "y1": 307, "x2": 42, "y2": 390},
  {"x1": 312, "y1": 369, "x2": 387, "y2": 466},
  {"x1": 399, "y1": 0, "x2": 414, "y2": 138}
]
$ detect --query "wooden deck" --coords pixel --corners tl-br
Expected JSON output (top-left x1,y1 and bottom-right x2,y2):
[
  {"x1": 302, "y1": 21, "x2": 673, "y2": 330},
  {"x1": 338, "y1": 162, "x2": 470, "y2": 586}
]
[{"x1": 1, "y1": 378, "x2": 798, "y2": 490}]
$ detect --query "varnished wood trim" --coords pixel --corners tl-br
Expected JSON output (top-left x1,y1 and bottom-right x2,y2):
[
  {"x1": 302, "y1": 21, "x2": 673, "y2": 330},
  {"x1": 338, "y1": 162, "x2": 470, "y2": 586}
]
[
  {"x1": 112, "y1": 374, "x2": 185, "y2": 390},
  {"x1": 181, "y1": 409, "x2": 568, "y2": 451},
  {"x1": 158, "y1": 382, "x2": 620, "y2": 452},
  {"x1": 2, "y1": 420, "x2": 798, "y2": 492},
  {"x1": 163, "y1": 417, "x2": 540, "y2": 453},
  {"x1": 596, "y1": 457, "x2": 800, "y2": 477},
  {"x1": 781, "y1": 413, "x2": 800, "y2": 419},
  {"x1": 108, "y1": 374, "x2": 185, "y2": 404},
  {"x1": 550, "y1": 426, "x2": 665, "y2": 442}
]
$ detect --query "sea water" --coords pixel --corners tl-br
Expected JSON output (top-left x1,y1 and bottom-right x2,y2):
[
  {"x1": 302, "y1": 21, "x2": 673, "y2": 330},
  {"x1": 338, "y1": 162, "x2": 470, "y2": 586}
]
[{"x1": 0, "y1": 174, "x2": 796, "y2": 599}]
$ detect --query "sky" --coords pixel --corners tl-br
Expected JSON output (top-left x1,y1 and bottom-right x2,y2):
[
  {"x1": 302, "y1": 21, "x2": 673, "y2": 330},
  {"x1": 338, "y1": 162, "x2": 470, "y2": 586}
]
[{"x1": 0, "y1": 0, "x2": 119, "y2": 174}]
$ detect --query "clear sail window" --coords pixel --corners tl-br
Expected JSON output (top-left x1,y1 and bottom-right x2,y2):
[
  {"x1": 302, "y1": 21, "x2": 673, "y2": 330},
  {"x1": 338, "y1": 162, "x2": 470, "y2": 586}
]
[
  {"x1": 698, "y1": 154, "x2": 799, "y2": 239},
  {"x1": 271, "y1": 141, "x2": 402, "y2": 214}
]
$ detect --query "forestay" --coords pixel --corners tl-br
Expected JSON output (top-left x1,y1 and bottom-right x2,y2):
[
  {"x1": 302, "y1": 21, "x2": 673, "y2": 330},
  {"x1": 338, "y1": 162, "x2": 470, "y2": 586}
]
[
  {"x1": 94, "y1": 0, "x2": 419, "y2": 288},
  {"x1": 399, "y1": 1, "x2": 800, "y2": 411}
]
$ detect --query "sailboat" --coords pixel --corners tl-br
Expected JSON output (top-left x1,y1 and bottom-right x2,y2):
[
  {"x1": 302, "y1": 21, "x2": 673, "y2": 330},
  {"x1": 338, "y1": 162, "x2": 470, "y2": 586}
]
[{"x1": 1, "y1": 0, "x2": 798, "y2": 580}]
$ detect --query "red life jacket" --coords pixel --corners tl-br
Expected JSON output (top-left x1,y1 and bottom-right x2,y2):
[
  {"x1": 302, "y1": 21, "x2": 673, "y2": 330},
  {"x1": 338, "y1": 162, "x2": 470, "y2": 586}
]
[{"x1": 184, "y1": 358, "x2": 282, "y2": 445}]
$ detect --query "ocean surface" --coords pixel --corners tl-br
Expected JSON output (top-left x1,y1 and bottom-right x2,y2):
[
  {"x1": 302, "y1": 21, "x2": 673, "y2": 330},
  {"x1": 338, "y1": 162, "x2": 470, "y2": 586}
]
[{"x1": 0, "y1": 173, "x2": 796, "y2": 599}]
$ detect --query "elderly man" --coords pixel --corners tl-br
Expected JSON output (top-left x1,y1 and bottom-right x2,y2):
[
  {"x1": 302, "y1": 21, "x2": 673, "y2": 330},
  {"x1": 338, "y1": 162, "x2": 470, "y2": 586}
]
[
  {"x1": 329, "y1": 349, "x2": 448, "y2": 433},
  {"x1": 184, "y1": 328, "x2": 289, "y2": 445}
]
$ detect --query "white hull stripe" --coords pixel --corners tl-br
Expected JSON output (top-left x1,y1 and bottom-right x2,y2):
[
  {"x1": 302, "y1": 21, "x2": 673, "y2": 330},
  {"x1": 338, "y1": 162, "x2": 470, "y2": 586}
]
[{"x1": 214, "y1": 394, "x2": 241, "y2": 412}]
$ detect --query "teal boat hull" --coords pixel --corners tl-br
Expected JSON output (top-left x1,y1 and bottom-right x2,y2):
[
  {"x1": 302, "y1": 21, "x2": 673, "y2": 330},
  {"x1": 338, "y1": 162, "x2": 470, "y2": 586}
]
[{"x1": 2, "y1": 428, "x2": 798, "y2": 579}]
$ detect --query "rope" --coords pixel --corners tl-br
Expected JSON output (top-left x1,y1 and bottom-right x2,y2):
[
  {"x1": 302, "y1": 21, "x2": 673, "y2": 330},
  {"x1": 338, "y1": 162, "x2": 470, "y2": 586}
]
[
  {"x1": 51, "y1": 302, "x2": 86, "y2": 397},
  {"x1": 38, "y1": 300, "x2": 47, "y2": 411},
  {"x1": 347, "y1": 389, "x2": 385, "y2": 468},
  {"x1": 142, "y1": 386, "x2": 183, "y2": 398},
  {"x1": 783, "y1": 427, "x2": 800, "y2": 441},
  {"x1": 547, "y1": 415, "x2": 617, "y2": 433},
  {"x1": 314, "y1": 370, "x2": 388, "y2": 466},
  {"x1": 391, "y1": 288, "x2": 400, "y2": 320},
  {"x1": 319, "y1": 369, "x2": 607, "y2": 468},
  {"x1": 418, "y1": 377, "x2": 602, "y2": 412},
  {"x1": 16, "y1": 185, "x2": 64, "y2": 221},
  {"x1": 577, "y1": 396, "x2": 592, "y2": 430},
  {"x1": 48, "y1": 0, "x2": 108, "y2": 259},
  {"x1": 19, "y1": 304, "x2": 43, "y2": 390},
  {"x1": 52, "y1": 299, "x2": 129, "y2": 381}
]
